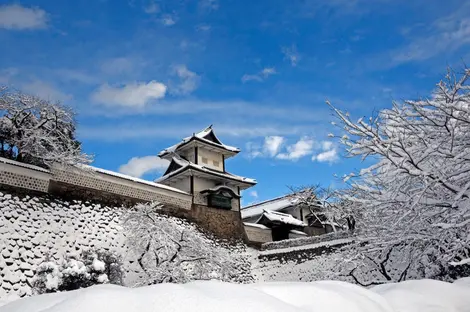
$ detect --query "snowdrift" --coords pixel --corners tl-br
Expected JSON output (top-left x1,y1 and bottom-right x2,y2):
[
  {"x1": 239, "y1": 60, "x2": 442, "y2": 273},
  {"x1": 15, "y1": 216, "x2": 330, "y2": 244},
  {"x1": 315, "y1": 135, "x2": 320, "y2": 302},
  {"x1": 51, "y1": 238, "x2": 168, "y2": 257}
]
[{"x1": 1, "y1": 279, "x2": 469, "y2": 312}]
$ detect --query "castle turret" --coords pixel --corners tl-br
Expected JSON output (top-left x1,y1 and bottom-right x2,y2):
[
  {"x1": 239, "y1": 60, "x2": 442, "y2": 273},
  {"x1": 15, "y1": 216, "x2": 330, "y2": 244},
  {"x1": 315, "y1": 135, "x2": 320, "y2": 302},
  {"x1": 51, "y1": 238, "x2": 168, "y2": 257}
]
[{"x1": 156, "y1": 125, "x2": 256, "y2": 211}]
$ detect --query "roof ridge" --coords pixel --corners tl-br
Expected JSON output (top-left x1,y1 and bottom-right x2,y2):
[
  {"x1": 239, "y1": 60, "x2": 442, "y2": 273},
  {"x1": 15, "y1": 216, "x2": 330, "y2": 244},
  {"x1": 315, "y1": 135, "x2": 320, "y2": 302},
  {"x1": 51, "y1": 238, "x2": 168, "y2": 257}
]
[{"x1": 242, "y1": 193, "x2": 293, "y2": 209}]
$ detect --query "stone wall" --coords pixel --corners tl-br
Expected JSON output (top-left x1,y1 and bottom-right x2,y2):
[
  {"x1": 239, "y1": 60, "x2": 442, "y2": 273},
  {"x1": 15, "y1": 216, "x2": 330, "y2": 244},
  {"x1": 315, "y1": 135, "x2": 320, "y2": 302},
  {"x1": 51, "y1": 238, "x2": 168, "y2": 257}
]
[
  {"x1": 243, "y1": 223, "x2": 272, "y2": 245},
  {"x1": 0, "y1": 190, "x2": 147, "y2": 299},
  {"x1": 191, "y1": 205, "x2": 244, "y2": 239},
  {"x1": 261, "y1": 230, "x2": 352, "y2": 251}
]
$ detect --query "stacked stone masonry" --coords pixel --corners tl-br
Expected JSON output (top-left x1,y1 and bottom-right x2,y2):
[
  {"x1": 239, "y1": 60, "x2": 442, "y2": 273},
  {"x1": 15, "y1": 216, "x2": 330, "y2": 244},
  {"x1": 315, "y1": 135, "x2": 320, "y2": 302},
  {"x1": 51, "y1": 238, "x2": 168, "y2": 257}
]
[
  {"x1": 191, "y1": 205, "x2": 244, "y2": 239},
  {"x1": 0, "y1": 191, "x2": 149, "y2": 299}
]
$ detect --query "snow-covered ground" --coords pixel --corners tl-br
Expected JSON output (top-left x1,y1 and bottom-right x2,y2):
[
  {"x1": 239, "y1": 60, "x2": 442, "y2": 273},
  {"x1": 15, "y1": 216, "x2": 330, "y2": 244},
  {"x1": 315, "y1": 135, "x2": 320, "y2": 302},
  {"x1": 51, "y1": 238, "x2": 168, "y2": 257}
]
[{"x1": 0, "y1": 278, "x2": 469, "y2": 312}]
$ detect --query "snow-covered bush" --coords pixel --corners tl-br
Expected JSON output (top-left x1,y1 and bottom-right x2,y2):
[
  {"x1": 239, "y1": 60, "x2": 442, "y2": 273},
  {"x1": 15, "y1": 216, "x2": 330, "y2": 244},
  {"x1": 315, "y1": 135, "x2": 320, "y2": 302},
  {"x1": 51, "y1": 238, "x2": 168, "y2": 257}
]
[
  {"x1": 33, "y1": 249, "x2": 123, "y2": 294},
  {"x1": 123, "y1": 202, "x2": 253, "y2": 285},
  {"x1": 0, "y1": 87, "x2": 91, "y2": 168},
  {"x1": 327, "y1": 67, "x2": 470, "y2": 283}
]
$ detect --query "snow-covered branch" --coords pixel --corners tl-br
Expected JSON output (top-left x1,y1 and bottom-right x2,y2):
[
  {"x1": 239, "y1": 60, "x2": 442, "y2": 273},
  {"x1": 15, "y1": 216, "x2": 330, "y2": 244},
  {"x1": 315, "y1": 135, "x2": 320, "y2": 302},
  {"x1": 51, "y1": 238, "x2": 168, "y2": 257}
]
[{"x1": 0, "y1": 87, "x2": 92, "y2": 168}]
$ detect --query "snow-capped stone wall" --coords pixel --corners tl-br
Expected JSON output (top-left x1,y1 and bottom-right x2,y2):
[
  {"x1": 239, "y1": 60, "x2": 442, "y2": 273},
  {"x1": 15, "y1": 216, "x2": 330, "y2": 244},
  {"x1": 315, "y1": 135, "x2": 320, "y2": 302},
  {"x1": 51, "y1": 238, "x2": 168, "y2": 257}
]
[{"x1": 0, "y1": 190, "x2": 145, "y2": 300}]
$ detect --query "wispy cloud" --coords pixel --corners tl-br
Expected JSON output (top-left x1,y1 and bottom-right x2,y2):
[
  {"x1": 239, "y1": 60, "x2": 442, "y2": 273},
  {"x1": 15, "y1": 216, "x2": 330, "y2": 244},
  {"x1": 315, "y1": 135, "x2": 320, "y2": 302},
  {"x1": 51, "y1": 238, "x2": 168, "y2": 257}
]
[
  {"x1": 161, "y1": 14, "x2": 177, "y2": 26},
  {"x1": 170, "y1": 65, "x2": 200, "y2": 95},
  {"x1": 78, "y1": 124, "x2": 315, "y2": 142},
  {"x1": 119, "y1": 156, "x2": 169, "y2": 178},
  {"x1": 21, "y1": 80, "x2": 72, "y2": 102},
  {"x1": 392, "y1": 16, "x2": 470, "y2": 65},
  {"x1": 143, "y1": 1, "x2": 159, "y2": 14},
  {"x1": 281, "y1": 45, "x2": 300, "y2": 67},
  {"x1": 0, "y1": 4, "x2": 48, "y2": 30},
  {"x1": 100, "y1": 57, "x2": 136, "y2": 75},
  {"x1": 91, "y1": 81, "x2": 167, "y2": 107},
  {"x1": 241, "y1": 67, "x2": 276, "y2": 83},
  {"x1": 199, "y1": 0, "x2": 219, "y2": 11}
]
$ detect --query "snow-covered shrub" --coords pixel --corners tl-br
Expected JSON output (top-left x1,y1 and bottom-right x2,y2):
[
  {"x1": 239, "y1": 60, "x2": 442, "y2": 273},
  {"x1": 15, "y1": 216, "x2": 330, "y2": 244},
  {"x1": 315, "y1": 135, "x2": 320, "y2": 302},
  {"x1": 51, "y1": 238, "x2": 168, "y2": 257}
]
[
  {"x1": 123, "y1": 202, "x2": 253, "y2": 285},
  {"x1": 33, "y1": 249, "x2": 123, "y2": 294}
]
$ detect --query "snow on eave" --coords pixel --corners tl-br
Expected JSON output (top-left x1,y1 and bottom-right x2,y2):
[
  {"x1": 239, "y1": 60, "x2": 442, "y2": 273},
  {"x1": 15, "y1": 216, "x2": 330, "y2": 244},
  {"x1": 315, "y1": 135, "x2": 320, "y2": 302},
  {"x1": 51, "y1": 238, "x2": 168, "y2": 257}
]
[
  {"x1": 156, "y1": 157, "x2": 256, "y2": 186},
  {"x1": 75, "y1": 164, "x2": 190, "y2": 195},
  {"x1": 262, "y1": 210, "x2": 307, "y2": 227},
  {"x1": 243, "y1": 222, "x2": 270, "y2": 230},
  {"x1": 157, "y1": 126, "x2": 240, "y2": 157},
  {"x1": 0, "y1": 157, "x2": 51, "y2": 174},
  {"x1": 241, "y1": 195, "x2": 295, "y2": 219}
]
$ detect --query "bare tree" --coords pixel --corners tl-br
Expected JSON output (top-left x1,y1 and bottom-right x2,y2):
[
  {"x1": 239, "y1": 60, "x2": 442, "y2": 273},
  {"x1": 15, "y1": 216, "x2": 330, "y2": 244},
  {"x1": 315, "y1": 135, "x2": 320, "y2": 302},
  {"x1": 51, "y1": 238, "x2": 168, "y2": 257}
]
[
  {"x1": 328, "y1": 67, "x2": 470, "y2": 276},
  {"x1": 0, "y1": 87, "x2": 91, "y2": 168},
  {"x1": 122, "y1": 202, "x2": 253, "y2": 285}
]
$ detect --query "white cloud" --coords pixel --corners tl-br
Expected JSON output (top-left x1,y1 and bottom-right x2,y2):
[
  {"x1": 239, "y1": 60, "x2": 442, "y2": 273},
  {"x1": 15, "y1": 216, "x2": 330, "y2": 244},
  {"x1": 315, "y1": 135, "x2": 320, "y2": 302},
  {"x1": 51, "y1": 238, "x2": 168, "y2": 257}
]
[
  {"x1": 241, "y1": 67, "x2": 276, "y2": 83},
  {"x1": 0, "y1": 4, "x2": 48, "y2": 30},
  {"x1": 119, "y1": 156, "x2": 169, "y2": 178},
  {"x1": 161, "y1": 15, "x2": 176, "y2": 26},
  {"x1": 277, "y1": 136, "x2": 315, "y2": 160},
  {"x1": 263, "y1": 136, "x2": 285, "y2": 157},
  {"x1": 91, "y1": 81, "x2": 167, "y2": 107},
  {"x1": 281, "y1": 45, "x2": 300, "y2": 67},
  {"x1": 312, "y1": 140, "x2": 339, "y2": 164},
  {"x1": 171, "y1": 65, "x2": 200, "y2": 95},
  {"x1": 314, "y1": 149, "x2": 339, "y2": 163},
  {"x1": 249, "y1": 190, "x2": 259, "y2": 199}
]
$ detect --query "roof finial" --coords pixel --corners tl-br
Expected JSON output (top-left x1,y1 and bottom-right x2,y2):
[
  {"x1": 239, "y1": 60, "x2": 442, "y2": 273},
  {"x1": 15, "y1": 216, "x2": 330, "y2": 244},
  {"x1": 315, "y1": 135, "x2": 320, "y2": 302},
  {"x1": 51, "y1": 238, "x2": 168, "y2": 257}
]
[{"x1": 208, "y1": 124, "x2": 213, "y2": 129}]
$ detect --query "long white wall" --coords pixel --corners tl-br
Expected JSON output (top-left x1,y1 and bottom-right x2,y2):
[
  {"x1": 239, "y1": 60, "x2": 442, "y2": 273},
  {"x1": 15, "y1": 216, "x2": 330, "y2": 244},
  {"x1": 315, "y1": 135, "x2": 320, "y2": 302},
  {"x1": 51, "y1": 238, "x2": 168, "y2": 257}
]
[{"x1": 0, "y1": 158, "x2": 192, "y2": 210}]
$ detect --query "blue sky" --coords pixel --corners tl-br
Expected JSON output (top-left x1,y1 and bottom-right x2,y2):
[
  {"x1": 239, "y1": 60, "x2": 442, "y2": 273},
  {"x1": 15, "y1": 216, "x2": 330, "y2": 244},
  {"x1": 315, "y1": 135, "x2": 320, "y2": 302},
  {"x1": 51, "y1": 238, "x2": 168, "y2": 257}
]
[{"x1": 1, "y1": 0, "x2": 469, "y2": 205}]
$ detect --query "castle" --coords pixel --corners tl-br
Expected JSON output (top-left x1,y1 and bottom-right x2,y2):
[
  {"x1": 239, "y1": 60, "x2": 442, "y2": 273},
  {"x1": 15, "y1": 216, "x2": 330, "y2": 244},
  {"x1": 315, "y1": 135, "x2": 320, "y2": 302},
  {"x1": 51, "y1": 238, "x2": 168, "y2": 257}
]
[
  {"x1": 0, "y1": 126, "x2": 327, "y2": 244},
  {"x1": 0, "y1": 126, "x2": 257, "y2": 240}
]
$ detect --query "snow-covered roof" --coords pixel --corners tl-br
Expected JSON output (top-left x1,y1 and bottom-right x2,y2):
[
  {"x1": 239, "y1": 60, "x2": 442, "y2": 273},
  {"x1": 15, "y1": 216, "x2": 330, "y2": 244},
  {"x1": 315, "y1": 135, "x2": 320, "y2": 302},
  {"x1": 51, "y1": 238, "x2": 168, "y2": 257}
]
[
  {"x1": 155, "y1": 156, "x2": 256, "y2": 186},
  {"x1": 241, "y1": 195, "x2": 295, "y2": 219},
  {"x1": 0, "y1": 157, "x2": 51, "y2": 174},
  {"x1": 158, "y1": 126, "x2": 240, "y2": 158},
  {"x1": 259, "y1": 210, "x2": 307, "y2": 227},
  {"x1": 200, "y1": 185, "x2": 241, "y2": 198},
  {"x1": 75, "y1": 164, "x2": 190, "y2": 195},
  {"x1": 243, "y1": 222, "x2": 270, "y2": 230}
]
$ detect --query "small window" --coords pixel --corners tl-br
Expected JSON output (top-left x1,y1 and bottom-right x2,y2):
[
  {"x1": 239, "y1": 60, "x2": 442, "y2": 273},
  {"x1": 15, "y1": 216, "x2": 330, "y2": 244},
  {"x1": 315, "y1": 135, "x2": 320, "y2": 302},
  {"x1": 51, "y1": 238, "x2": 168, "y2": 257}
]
[
  {"x1": 202, "y1": 157, "x2": 208, "y2": 164},
  {"x1": 213, "y1": 160, "x2": 220, "y2": 167}
]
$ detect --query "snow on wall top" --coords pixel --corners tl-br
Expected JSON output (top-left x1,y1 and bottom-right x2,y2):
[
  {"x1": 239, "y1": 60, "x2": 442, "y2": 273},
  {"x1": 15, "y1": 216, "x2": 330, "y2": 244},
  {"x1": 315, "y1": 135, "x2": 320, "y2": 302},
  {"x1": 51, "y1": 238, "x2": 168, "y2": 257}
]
[
  {"x1": 74, "y1": 164, "x2": 190, "y2": 195},
  {"x1": 261, "y1": 210, "x2": 307, "y2": 227},
  {"x1": 0, "y1": 158, "x2": 50, "y2": 174}
]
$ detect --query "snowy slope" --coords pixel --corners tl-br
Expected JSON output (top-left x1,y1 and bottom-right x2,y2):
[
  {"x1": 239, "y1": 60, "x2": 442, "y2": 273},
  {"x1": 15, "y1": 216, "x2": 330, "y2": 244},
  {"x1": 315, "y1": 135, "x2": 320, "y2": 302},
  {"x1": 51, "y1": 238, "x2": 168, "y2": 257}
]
[{"x1": 1, "y1": 279, "x2": 469, "y2": 312}]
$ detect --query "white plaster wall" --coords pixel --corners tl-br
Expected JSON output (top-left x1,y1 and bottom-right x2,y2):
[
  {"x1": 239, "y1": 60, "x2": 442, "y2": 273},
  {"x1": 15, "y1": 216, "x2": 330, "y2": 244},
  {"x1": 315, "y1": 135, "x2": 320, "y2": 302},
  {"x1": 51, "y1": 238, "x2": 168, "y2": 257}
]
[
  {"x1": 51, "y1": 165, "x2": 192, "y2": 210},
  {"x1": 198, "y1": 148, "x2": 224, "y2": 171},
  {"x1": 244, "y1": 225, "x2": 272, "y2": 244},
  {"x1": 0, "y1": 161, "x2": 51, "y2": 193},
  {"x1": 193, "y1": 177, "x2": 240, "y2": 211},
  {"x1": 166, "y1": 179, "x2": 191, "y2": 194}
]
